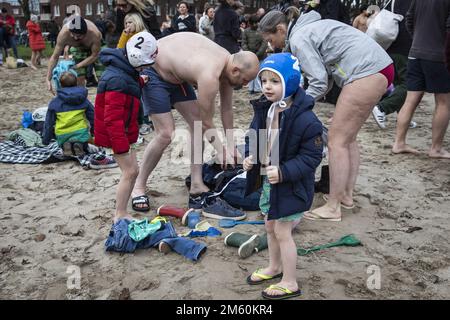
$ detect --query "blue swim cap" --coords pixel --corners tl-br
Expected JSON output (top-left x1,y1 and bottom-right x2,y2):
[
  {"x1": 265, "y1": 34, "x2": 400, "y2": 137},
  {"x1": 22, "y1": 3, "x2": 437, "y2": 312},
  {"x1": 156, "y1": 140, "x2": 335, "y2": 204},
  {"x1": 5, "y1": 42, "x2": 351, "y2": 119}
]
[{"x1": 258, "y1": 53, "x2": 301, "y2": 100}]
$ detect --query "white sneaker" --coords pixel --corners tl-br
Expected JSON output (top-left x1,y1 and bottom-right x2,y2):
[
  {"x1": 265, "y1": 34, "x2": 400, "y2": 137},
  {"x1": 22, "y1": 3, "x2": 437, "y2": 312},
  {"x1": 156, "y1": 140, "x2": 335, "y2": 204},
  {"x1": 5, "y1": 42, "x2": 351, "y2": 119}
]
[
  {"x1": 139, "y1": 124, "x2": 151, "y2": 135},
  {"x1": 409, "y1": 121, "x2": 417, "y2": 129},
  {"x1": 372, "y1": 105, "x2": 386, "y2": 129}
]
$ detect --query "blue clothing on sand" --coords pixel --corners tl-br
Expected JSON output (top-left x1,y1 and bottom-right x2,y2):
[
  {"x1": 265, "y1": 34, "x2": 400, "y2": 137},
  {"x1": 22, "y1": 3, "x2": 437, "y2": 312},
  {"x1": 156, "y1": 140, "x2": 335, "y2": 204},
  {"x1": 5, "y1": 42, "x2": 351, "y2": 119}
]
[{"x1": 105, "y1": 219, "x2": 207, "y2": 261}]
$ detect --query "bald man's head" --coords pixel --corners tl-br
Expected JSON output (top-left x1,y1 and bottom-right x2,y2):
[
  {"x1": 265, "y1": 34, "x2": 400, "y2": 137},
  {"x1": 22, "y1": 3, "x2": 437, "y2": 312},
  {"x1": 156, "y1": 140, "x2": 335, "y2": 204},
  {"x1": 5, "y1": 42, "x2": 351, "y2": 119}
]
[{"x1": 227, "y1": 51, "x2": 260, "y2": 87}]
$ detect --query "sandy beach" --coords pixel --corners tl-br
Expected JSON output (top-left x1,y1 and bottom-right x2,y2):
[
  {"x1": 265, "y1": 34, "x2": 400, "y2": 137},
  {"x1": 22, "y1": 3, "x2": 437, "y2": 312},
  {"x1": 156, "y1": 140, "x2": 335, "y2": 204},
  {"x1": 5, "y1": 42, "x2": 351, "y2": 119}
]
[{"x1": 0, "y1": 64, "x2": 448, "y2": 300}]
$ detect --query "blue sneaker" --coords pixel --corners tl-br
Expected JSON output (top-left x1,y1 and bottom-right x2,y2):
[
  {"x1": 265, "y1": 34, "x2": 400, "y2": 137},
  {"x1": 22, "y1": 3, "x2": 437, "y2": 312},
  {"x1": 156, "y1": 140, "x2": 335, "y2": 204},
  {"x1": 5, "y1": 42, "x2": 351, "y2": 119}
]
[
  {"x1": 89, "y1": 154, "x2": 118, "y2": 170},
  {"x1": 202, "y1": 198, "x2": 246, "y2": 221},
  {"x1": 188, "y1": 192, "x2": 214, "y2": 209}
]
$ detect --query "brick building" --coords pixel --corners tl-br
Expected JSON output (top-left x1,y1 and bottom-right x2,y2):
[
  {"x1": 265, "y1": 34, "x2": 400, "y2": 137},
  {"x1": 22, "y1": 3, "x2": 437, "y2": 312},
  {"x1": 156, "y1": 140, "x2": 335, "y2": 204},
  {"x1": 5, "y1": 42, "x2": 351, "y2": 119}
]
[
  {"x1": 37, "y1": 0, "x2": 280, "y2": 30},
  {"x1": 0, "y1": 1, "x2": 26, "y2": 30},
  {"x1": 38, "y1": 0, "x2": 110, "y2": 27}
]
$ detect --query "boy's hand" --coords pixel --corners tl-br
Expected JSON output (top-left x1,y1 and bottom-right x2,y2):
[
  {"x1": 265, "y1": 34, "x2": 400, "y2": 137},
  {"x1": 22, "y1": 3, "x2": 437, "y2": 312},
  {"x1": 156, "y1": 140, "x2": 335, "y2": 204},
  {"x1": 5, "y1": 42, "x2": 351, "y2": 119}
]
[
  {"x1": 266, "y1": 165, "x2": 280, "y2": 184},
  {"x1": 243, "y1": 155, "x2": 254, "y2": 171}
]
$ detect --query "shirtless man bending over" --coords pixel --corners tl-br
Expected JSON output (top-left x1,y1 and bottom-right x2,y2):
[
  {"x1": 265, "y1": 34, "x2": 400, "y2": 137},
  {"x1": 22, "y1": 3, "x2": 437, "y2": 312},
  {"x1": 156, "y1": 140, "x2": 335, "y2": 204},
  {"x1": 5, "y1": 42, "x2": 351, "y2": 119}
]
[
  {"x1": 131, "y1": 32, "x2": 259, "y2": 213},
  {"x1": 46, "y1": 16, "x2": 102, "y2": 94}
]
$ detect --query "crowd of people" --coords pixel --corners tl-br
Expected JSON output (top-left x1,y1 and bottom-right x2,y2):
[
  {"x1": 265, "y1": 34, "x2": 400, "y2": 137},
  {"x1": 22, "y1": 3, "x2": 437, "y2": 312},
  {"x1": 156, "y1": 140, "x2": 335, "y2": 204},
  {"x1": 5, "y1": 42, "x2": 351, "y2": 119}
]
[{"x1": 2, "y1": 0, "x2": 449, "y2": 300}]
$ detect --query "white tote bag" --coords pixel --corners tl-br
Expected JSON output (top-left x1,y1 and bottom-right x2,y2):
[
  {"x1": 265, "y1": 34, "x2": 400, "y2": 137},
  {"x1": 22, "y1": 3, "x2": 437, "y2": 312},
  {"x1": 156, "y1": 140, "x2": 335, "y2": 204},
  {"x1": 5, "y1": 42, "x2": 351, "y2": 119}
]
[{"x1": 366, "y1": 0, "x2": 404, "y2": 50}]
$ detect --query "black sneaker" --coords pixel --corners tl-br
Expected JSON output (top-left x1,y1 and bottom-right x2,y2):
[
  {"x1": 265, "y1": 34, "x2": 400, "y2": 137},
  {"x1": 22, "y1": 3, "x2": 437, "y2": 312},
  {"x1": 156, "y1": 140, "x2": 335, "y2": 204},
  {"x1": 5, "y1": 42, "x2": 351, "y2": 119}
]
[
  {"x1": 188, "y1": 192, "x2": 214, "y2": 209},
  {"x1": 202, "y1": 198, "x2": 246, "y2": 221}
]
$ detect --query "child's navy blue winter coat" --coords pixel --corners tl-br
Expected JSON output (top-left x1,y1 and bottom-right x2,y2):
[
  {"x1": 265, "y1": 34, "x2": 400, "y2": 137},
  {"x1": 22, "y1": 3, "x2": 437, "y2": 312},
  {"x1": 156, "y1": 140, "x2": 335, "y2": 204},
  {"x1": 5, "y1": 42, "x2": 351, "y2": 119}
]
[{"x1": 245, "y1": 89, "x2": 323, "y2": 220}]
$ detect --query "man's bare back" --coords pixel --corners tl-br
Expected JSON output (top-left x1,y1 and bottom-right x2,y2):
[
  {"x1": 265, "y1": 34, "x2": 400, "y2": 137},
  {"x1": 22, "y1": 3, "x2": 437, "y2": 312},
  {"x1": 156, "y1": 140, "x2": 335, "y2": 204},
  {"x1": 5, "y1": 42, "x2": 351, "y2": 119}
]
[
  {"x1": 353, "y1": 13, "x2": 369, "y2": 33},
  {"x1": 153, "y1": 33, "x2": 230, "y2": 86}
]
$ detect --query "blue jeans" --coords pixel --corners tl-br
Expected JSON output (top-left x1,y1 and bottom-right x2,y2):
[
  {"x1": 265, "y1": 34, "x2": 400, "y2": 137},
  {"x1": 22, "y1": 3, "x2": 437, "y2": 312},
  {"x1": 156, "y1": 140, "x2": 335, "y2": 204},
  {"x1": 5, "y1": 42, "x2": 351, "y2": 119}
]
[
  {"x1": 4, "y1": 34, "x2": 18, "y2": 58},
  {"x1": 105, "y1": 220, "x2": 207, "y2": 261},
  {"x1": 0, "y1": 27, "x2": 5, "y2": 60}
]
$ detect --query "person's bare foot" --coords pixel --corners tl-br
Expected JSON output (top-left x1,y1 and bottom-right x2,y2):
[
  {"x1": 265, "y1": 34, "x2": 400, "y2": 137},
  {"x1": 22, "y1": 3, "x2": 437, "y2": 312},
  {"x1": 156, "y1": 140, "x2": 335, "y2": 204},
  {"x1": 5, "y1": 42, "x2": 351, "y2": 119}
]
[
  {"x1": 131, "y1": 188, "x2": 148, "y2": 210},
  {"x1": 304, "y1": 204, "x2": 342, "y2": 222},
  {"x1": 189, "y1": 183, "x2": 210, "y2": 195},
  {"x1": 392, "y1": 143, "x2": 420, "y2": 155},
  {"x1": 323, "y1": 194, "x2": 354, "y2": 209},
  {"x1": 429, "y1": 148, "x2": 450, "y2": 159},
  {"x1": 30, "y1": 64, "x2": 38, "y2": 71},
  {"x1": 113, "y1": 213, "x2": 134, "y2": 224}
]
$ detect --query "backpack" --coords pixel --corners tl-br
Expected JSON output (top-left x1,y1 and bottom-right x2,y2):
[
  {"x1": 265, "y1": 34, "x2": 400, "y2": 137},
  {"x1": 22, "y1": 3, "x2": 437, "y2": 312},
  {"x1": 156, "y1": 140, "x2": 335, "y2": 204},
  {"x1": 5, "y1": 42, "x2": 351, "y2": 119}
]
[{"x1": 185, "y1": 161, "x2": 262, "y2": 211}]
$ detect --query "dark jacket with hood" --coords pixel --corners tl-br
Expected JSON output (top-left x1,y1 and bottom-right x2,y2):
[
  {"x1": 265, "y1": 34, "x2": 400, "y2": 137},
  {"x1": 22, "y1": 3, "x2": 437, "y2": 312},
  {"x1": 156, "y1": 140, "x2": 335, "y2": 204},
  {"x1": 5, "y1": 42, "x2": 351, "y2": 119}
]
[
  {"x1": 245, "y1": 89, "x2": 323, "y2": 220},
  {"x1": 94, "y1": 48, "x2": 142, "y2": 154},
  {"x1": 43, "y1": 86, "x2": 94, "y2": 146}
]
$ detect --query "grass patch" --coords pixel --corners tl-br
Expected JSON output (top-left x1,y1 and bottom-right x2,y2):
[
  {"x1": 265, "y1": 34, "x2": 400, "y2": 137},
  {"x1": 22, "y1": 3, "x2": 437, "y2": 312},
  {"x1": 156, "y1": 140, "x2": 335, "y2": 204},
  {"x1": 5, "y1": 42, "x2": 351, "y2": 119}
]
[{"x1": 16, "y1": 41, "x2": 55, "y2": 60}]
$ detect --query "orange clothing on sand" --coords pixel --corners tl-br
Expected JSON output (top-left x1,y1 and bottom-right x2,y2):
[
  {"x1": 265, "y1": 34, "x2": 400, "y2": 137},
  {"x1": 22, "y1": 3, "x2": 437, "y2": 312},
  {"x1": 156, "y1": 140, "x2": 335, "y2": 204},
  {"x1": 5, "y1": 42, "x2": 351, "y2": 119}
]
[{"x1": 26, "y1": 20, "x2": 46, "y2": 51}]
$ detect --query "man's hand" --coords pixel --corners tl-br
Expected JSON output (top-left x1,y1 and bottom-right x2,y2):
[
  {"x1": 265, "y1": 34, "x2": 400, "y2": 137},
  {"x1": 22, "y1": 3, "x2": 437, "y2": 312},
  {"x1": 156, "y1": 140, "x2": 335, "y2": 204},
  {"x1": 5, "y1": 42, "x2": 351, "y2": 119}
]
[
  {"x1": 216, "y1": 145, "x2": 239, "y2": 170},
  {"x1": 47, "y1": 79, "x2": 55, "y2": 95},
  {"x1": 266, "y1": 165, "x2": 280, "y2": 184},
  {"x1": 63, "y1": 46, "x2": 70, "y2": 60},
  {"x1": 243, "y1": 155, "x2": 254, "y2": 171}
]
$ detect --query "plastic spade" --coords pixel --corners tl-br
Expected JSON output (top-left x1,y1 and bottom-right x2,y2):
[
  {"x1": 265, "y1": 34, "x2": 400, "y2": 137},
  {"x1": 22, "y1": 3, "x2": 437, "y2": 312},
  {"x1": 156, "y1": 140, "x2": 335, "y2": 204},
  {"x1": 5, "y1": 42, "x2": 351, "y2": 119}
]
[
  {"x1": 219, "y1": 219, "x2": 265, "y2": 228},
  {"x1": 297, "y1": 234, "x2": 362, "y2": 256}
]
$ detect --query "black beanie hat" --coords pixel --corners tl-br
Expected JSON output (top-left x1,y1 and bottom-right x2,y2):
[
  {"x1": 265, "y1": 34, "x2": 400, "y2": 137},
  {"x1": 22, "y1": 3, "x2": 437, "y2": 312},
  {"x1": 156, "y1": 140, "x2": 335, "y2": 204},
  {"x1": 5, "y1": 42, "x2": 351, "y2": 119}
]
[{"x1": 69, "y1": 16, "x2": 88, "y2": 34}]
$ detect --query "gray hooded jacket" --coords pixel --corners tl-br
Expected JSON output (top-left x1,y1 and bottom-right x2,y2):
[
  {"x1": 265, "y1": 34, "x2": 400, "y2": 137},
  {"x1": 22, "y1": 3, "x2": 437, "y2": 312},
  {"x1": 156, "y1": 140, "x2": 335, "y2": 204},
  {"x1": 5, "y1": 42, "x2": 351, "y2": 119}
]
[{"x1": 288, "y1": 11, "x2": 392, "y2": 100}]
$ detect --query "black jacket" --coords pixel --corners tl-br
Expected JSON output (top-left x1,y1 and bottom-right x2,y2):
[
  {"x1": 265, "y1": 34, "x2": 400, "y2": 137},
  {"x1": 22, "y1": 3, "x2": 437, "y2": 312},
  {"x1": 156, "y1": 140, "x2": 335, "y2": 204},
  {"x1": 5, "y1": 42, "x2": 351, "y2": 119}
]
[
  {"x1": 310, "y1": 0, "x2": 351, "y2": 25},
  {"x1": 214, "y1": 3, "x2": 241, "y2": 54},
  {"x1": 387, "y1": 0, "x2": 413, "y2": 56},
  {"x1": 406, "y1": 0, "x2": 450, "y2": 62},
  {"x1": 106, "y1": 6, "x2": 161, "y2": 41},
  {"x1": 245, "y1": 90, "x2": 323, "y2": 220}
]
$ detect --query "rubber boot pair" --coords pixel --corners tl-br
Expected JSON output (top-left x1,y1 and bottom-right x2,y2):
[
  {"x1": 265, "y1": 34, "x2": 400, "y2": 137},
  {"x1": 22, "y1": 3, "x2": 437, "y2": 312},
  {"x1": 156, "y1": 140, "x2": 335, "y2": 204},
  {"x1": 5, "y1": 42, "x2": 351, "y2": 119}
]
[{"x1": 224, "y1": 232, "x2": 268, "y2": 259}]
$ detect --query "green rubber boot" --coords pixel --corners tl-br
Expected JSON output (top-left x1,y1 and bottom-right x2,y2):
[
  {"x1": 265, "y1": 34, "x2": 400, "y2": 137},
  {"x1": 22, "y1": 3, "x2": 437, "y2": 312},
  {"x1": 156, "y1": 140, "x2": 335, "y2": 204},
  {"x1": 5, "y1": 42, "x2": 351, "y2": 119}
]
[
  {"x1": 255, "y1": 232, "x2": 268, "y2": 253},
  {"x1": 224, "y1": 232, "x2": 268, "y2": 258}
]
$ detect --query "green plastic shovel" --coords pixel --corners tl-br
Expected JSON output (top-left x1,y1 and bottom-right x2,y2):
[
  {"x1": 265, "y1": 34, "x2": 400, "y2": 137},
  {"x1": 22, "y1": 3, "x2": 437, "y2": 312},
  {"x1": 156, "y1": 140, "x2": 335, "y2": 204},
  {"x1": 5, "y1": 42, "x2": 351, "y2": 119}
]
[{"x1": 297, "y1": 234, "x2": 362, "y2": 256}]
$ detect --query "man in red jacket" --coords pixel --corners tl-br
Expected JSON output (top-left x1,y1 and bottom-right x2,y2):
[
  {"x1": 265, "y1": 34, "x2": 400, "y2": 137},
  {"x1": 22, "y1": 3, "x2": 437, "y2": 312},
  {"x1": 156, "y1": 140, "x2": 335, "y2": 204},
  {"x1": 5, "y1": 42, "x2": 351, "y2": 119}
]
[{"x1": 0, "y1": 8, "x2": 18, "y2": 59}]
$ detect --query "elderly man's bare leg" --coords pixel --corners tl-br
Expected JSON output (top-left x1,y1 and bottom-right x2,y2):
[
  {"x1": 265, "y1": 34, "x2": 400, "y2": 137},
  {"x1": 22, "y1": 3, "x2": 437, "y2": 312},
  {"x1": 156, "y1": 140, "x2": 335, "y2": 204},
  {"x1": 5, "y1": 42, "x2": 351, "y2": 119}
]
[
  {"x1": 392, "y1": 91, "x2": 424, "y2": 155},
  {"x1": 175, "y1": 100, "x2": 210, "y2": 195},
  {"x1": 305, "y1": 73, "x2": 386, "y2": 221},
  {"x1": 132, "y1": 112, "x2": 175, "y2": 209},
  {"x1": 429, "y1": 93, "x2": 450, "y2": 159}
]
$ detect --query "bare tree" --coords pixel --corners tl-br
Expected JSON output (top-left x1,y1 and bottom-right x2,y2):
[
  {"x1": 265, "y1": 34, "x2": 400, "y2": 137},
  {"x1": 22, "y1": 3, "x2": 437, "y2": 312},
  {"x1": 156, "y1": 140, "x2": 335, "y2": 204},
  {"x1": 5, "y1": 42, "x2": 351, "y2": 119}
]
[{"x1": 18, "y1": 0, "x2": 31, "y2": 21}]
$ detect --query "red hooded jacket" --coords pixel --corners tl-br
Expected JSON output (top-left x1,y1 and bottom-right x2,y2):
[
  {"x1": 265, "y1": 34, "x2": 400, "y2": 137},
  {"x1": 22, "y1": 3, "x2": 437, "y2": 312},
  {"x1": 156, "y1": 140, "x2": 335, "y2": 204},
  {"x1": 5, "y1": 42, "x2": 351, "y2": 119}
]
[{"x1": 94, "y1": 48, "x2": 144, "y2": 154}]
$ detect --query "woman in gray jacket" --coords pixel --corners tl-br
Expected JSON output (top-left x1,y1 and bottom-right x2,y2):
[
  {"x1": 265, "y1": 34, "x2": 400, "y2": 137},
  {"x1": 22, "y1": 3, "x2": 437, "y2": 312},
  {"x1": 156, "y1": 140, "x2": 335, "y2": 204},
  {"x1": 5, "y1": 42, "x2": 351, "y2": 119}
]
[{"x1": 259, "y1": 9, "x2": 393, "y2": 222}]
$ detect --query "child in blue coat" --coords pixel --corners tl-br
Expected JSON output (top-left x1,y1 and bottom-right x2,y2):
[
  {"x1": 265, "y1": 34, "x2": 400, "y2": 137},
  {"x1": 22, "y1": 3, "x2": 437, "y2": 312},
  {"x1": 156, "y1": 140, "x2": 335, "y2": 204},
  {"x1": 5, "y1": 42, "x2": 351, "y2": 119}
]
[{"x1": 243, "y1": 53, "x2": 323, "y2": 300}]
